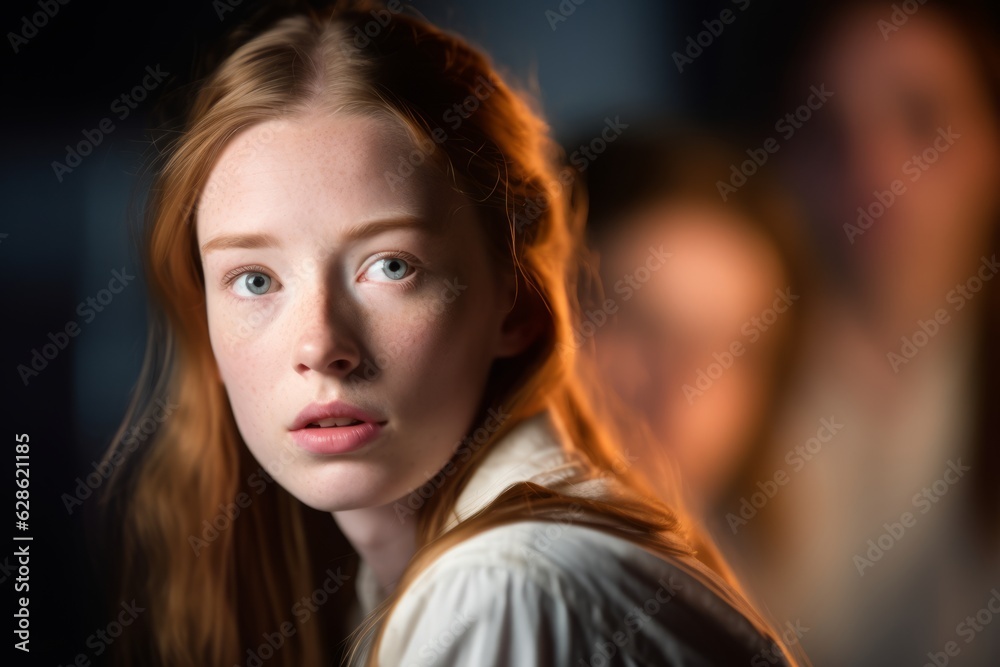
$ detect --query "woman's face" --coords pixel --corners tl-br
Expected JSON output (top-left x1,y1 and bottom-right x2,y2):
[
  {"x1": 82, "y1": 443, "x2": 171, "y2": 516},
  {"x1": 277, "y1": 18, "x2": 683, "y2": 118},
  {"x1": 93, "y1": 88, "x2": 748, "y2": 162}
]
[
  {"x1": 787, "y1": 8, "x2": 1000, "y2": 323},
  {"x1": 197, "y1": 112, "x2": 520, "y2": 513},
  {"x1": 596, "y1": 203, "x2": 789, "y2": 510}
]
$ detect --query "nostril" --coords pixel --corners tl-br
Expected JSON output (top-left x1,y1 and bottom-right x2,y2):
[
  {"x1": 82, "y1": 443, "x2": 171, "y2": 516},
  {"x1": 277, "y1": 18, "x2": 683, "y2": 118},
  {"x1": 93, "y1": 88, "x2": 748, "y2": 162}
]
[
  {"x1": 330, "y1": 358, "x2": 355, "y2": 372},
  {"x1": 292, "y1": 335, "x2": 361, "y2": 376}
]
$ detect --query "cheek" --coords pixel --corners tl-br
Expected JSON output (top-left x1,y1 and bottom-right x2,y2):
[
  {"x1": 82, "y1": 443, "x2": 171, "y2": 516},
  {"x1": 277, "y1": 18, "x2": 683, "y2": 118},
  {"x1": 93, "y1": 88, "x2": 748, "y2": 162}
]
[
  {"x1": 672, "y1": 370, "x2": 759, "y2": 450},
  {"x1": 215, "y1": 352, "x2": 269, "y2": 428},
  {"x1": 941, "y1": 142, "x2": 1000, "y2": 226},
  {"x1": 670, "y1": 372, "x2": 761, "y2": 491},
  {"x1": 208, "y1": 305, "x2": 256, "y2": 383},
  {"x1": 602, "y1": 335, "x2": 656, "y2": 403},
  {"x1": 212, "y1": 355, "x2": 273, "y2": 458},
  {"x1": 369, "y1": 278, "x2": 497, "y2": 394},
  {"x1": 205, "y1": 299, "x2": 281, "y2": 431}
]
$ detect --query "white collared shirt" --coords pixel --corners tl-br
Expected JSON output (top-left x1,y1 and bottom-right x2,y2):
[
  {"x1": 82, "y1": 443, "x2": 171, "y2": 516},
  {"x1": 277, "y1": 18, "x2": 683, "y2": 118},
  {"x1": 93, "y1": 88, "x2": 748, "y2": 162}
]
[{"x1": 352, "y1": 410, "x2": 789, "y2": 666}]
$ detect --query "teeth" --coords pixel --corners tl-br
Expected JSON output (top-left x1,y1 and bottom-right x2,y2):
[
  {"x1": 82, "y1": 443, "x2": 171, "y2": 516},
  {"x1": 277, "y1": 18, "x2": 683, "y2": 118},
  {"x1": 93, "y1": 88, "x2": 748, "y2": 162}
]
[{"x1": 309, "y1": 417, "x2": 363, "y2": 428}]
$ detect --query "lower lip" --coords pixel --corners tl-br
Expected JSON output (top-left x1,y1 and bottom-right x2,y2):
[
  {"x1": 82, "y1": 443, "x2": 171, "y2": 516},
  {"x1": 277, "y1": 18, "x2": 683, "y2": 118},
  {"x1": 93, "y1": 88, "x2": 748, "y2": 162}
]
[{"x1": 290, "y1": 421, "x2": 385, "y2": 455}]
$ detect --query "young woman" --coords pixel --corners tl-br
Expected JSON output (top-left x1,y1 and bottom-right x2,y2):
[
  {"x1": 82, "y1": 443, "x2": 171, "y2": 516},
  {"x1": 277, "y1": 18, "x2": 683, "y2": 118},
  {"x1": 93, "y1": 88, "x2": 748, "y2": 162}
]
[{"x1": 102, "y1": 2, "x2": 803, "y2": 665}]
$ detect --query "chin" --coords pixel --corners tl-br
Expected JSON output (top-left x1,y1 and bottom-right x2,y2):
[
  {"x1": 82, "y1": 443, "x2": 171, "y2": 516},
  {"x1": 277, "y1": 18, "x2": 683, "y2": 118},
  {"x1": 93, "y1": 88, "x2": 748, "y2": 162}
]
[
  {"x1": 284, "y1": 466, "x2": 410, "y2": 514},
  {"x1": 288, "y1": 485, "x2": 381, "y2": 514},
  {"x1": 294, "y1": 494, "x2": 369, "y2": 514}
]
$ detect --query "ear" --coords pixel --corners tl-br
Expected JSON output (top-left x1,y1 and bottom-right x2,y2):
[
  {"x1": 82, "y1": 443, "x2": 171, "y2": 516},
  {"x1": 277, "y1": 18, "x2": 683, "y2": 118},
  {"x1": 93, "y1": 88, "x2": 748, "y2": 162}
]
[{"x1": 494, "y1": 271, "x2": 546, "y2": 359}]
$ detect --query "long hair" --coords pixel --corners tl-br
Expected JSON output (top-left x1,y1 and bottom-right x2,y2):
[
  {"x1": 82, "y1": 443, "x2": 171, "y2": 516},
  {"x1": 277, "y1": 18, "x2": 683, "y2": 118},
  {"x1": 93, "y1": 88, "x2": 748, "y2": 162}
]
[{"x1": 102, "y1": 3, "x2": 804, "y2": 665}]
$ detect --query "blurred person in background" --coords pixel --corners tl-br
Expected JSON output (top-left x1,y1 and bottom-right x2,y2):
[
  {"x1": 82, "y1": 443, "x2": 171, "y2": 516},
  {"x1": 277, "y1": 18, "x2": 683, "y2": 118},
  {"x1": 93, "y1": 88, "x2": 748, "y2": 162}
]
[
  {"x1": 581, "y1": 127, "x2": 817, "y2": 596},
  {"x1": 761, "y1": 0, "x2": 1000, "y2": 664}
]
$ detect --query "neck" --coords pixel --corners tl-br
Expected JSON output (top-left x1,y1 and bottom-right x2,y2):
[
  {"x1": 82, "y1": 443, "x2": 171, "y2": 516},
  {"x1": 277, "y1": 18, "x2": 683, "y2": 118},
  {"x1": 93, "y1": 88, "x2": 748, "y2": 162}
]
[{"x1": 333, "y1": 502, "x2": 417, "y2": 595}]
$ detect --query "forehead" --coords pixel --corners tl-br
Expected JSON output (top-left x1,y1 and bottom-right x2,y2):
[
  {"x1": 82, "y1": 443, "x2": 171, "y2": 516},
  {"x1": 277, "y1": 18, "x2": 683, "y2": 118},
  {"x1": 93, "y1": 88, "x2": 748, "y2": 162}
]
[
  {"x1": 197, "y1": 112, "x2": 444, "y2": 236},
  {"x1": 817, "y1": 10, "x2": 983, "y2": 104},
  {"x1": 604, "y1": 202, "x2": 786, "y2": 323}
]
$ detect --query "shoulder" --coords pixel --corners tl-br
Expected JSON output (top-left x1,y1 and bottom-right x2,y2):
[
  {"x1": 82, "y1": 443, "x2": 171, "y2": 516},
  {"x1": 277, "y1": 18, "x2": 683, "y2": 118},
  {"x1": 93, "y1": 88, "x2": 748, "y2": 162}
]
[{"x1": 379, "y1": 521, "x2": 789, "y2": 667}]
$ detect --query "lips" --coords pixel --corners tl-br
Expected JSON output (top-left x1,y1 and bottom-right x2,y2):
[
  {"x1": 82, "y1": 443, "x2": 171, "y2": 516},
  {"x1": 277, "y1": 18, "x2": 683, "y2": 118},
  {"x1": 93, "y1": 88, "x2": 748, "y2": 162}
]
[
  {"x1": 289, "y1": 401, "x2": 387, "y2": 455},
  {"x1": 305, "y1": 417, "x2": 364, "y2": 428},
  {"x1": 290, "y1": 400, "x2": 384, "y2": 432}
]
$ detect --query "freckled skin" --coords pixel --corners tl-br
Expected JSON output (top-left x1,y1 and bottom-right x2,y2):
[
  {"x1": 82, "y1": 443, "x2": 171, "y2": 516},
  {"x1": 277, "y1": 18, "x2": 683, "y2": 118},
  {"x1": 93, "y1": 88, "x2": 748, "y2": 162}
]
[{"x1": 197, "y1": 112, "x2": 520, "y2": 512}]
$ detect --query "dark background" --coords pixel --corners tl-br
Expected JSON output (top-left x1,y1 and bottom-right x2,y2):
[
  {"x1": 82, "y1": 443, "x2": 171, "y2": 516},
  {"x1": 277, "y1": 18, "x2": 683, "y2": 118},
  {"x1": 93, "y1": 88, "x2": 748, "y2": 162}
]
[{"x1": 2, "y1": 1, "x2": 997, "y2": 665}]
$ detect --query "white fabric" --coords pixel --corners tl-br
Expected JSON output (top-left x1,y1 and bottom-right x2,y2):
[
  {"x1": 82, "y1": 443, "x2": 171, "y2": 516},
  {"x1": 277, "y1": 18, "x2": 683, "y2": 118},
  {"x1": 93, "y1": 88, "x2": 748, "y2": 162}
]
[{"x1": 353, "y1": 410, "x2": 785, "y2": 666}]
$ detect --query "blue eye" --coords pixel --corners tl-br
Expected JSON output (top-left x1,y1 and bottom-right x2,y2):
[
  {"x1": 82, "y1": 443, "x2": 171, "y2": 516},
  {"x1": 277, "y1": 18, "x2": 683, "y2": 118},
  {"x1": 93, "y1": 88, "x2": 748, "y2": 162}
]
[
  {"x1": 233, "y1": 271, "x2": 273, "y2": 297},
  {"x1": 365, "y1": 256, "x2": 412, "y2": 282},
  {"x1": 382, "y1": 258, "x2": 409, "y2": 280}
]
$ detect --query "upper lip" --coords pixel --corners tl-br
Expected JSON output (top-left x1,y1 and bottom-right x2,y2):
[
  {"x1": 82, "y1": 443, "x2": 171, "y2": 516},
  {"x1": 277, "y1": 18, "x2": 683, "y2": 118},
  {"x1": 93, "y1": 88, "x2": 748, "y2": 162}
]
[{"x1": 290, "y1": 400, "x2": 385, "y2": 430}]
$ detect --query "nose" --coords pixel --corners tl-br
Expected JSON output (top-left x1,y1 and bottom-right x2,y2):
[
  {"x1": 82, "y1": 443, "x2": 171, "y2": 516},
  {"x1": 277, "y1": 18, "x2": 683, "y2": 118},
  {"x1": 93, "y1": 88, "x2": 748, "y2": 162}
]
[
  {"x1": 842, "y1": 110, "x2": 904, "y2": 203},
  {"x1": 292, "y1": 285, "x2": 362, "y2": 378}
]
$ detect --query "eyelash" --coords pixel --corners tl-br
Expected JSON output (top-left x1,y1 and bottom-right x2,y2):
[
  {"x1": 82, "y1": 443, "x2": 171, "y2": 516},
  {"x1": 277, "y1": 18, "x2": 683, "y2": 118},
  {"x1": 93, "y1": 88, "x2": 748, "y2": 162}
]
[
  {"x1": 363, "y1": 250, "x2": 423, "y2": 290},
  {"x1": 221, "y1": 264, "x2": 271, "y2": 288},
  {"x1": 219, "y1": 251, "x2": 424, "y2": 298}
]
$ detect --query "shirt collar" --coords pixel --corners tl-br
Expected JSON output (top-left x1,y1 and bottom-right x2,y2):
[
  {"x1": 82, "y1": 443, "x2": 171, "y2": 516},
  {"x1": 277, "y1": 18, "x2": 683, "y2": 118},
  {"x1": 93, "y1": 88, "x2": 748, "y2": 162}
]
[
  {"x1": 353, "y1": 408, "x2": 595, "y2": 617},
  {"x1": 443, "y1": 408, "x2": 588, "y2": 532}
]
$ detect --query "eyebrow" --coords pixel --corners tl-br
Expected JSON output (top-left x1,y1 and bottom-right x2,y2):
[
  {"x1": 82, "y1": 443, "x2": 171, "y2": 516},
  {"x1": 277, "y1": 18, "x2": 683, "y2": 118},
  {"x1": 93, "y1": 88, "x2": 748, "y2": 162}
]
[
  {"x1": 200, "y1": 232, "x2": 280, "y2": 255},
  {"x1": 200, "y1": 216, "x2": 434, "y2": 256},
  {"x1": 343, "y1": 215, "x2": 433, "y2": 241}
]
